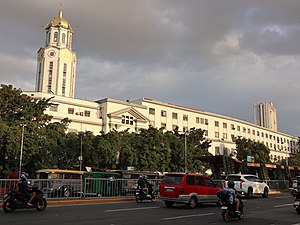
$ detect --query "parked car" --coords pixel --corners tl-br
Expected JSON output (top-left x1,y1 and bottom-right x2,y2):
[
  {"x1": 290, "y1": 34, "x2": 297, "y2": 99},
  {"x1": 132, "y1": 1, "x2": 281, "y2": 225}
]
[
  {"x1": 224, "y1": 174, "x2": 269, "y2": 198},
  {"x1": 159, "y1": 172, "x2": 222, "y2": 208}
]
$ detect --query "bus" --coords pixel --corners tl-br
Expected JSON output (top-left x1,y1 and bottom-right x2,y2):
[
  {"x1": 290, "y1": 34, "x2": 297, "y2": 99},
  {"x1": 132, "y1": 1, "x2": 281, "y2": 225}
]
[
  {"x1": 37, "y1": 169, "x2": 122, "y2": 198},
  {"x1": 106, "y1": 170, "x2": 162, "y2": 195}
]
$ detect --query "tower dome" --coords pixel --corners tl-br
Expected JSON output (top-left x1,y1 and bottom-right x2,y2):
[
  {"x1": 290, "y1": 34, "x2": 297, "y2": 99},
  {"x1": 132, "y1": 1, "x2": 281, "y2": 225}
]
[{"x1": 46, "y1": 7, "x2": 70, "y2": 29}]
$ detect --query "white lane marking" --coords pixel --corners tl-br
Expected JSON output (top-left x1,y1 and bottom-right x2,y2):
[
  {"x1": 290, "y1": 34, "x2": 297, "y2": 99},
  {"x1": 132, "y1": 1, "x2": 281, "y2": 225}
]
[
  {"x1": 162, "y1": 213, "x2": 215, "y2": 220},
  {"x1": 273, "y1": 203, "x2": 293, "y2": 208},
  {"x1": 105, "y1": 206, "x2": 160, "y2": 212}
]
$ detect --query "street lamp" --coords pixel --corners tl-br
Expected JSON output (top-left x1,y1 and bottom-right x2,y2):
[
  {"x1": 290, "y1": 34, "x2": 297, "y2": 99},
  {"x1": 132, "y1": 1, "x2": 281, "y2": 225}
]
[
  {"x1": 19, "y1": 124, "x2": 25, "y2": 177},
  {"x1": 79, "y1": 133, "x2": 84, "y2": 171}
]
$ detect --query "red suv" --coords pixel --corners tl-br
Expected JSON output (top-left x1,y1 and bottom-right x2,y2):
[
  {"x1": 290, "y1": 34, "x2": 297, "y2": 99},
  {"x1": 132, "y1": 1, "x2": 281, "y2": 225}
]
[{"x1": 159, "y1": 173, "x2": 222, "y2": 208}]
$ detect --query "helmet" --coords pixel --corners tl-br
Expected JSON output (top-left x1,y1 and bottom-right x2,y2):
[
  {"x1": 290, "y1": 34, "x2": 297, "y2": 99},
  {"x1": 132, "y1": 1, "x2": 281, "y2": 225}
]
[
  {"x1": 139, "y1": 175, "x2": 143, "y2": 179},
  {"x1": 227, "y1": 180, "x2": 235, "y2": 188},
  {"x1": 144, "y1": 175, "x2": 148, "y2": 180},
  {"x1": 20, "y1": 172, "x2": 28, "y2": 180}
]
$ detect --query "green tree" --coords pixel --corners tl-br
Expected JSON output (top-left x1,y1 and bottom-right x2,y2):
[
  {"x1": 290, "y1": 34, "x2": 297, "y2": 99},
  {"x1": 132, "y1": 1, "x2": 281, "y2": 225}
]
[
  {"x1": 0, "y1": 84, "x2": 52, "y2": 176},
  {"x1": 235, "y1": 137, "x2": 270, "y2": 163}
]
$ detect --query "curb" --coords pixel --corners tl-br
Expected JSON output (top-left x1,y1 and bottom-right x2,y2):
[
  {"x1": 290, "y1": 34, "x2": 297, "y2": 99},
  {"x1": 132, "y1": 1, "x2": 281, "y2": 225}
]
[{"x1": 47, "y1": 197, "x2": 136, "y2": 206}]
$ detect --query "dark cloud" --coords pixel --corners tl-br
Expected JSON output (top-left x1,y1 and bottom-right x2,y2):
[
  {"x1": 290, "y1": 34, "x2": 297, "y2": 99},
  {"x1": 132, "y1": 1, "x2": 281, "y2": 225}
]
[{"x1": 1, "y1": 0, "x2": 300, "y2": 135}]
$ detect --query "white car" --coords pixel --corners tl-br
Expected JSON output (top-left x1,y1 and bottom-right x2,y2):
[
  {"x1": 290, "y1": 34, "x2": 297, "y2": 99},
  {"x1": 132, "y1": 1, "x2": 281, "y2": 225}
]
[{"x1": 224, "y1": 174, "x2": 269, "y2": 199}]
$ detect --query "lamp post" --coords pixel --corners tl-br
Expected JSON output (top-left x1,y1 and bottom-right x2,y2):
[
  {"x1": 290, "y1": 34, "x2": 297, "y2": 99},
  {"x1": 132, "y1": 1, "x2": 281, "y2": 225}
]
[
  {"x1": 79, "y1": 133, "x2": 83, "y2": 171},
  {"x1": 19, "y1": 124, "x2": 25, "y2": 177}
]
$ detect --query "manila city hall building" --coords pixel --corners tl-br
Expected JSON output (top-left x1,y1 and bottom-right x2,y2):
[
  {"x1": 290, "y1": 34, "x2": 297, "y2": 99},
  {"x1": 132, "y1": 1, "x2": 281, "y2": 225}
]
[{"x1": 24, "y1": 9, "x2": 298, "y2": 164}]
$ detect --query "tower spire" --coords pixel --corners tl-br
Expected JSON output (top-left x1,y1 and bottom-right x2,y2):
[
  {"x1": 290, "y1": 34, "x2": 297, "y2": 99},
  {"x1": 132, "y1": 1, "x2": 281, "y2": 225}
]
[{"x1": 59, "y1": 4, "x2": 63, "y2": 18}]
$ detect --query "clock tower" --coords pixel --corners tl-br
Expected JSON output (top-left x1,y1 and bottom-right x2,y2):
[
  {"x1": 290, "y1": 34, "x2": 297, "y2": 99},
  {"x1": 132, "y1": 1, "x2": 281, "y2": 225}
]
[{"x1": 35, "y1": 7, "x2": 77, "y2": 98}]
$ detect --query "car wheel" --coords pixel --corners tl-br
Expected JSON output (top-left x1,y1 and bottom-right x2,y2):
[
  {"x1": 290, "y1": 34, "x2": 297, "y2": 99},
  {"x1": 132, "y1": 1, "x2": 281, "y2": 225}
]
[
  {"x1": 187, "y1": 196, "x2": 197, "y2": 209},
  {"x1": 246, "y1": 187, "x2": 253, "y2": 199},
  {"x1": 262, "y1": 187, "x2": 269, "y2": 198}
]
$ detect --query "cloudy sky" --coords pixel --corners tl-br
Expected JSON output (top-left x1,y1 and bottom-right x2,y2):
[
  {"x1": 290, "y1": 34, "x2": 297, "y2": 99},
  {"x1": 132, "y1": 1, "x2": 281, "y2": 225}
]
[{"x1": 1, "y1": 0, "x2": 300, "y2": 136}]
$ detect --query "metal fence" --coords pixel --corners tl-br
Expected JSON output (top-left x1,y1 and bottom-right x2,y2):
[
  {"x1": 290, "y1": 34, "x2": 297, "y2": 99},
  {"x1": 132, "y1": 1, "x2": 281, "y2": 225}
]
[
  {"x1": 0, "y1": 178, "x2": 290, "y2": 199},
  {"x1": 0, "y1": 178, "x2": 161, "y2": 199}
]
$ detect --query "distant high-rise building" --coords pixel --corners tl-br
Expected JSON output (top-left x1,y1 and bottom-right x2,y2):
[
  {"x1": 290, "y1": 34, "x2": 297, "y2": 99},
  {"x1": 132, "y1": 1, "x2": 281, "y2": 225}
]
[
  {"x1": 35, "y1": 7, "x2": 77, "y2": 98},
  {"x1": 254, "y1": 102, "x2": 277, "y2": 131}
]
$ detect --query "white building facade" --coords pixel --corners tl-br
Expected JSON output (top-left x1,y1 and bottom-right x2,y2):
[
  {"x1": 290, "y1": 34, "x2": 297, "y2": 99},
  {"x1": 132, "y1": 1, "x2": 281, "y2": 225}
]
[
  {"x1": 24, "y1": 9, "x2": 298, "y2": 164},
  {"x1": 254, "y1": 102, "x2": 278, "y2": 132}
]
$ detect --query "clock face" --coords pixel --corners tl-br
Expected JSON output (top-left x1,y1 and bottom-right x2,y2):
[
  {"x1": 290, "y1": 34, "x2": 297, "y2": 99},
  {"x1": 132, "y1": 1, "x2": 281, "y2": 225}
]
[{"x1": 48, "y1": 50, "x2": 56, "y2": 57}]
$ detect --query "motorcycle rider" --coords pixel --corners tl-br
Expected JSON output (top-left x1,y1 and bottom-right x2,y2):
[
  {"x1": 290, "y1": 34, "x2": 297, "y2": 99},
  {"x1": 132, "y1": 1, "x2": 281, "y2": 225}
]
[
  {"x1": 18, "y1": 172, "x2": 36, "y2": 206},
  {"x1": 225, "y1": 180, "x2": 241, "y2": 214},
  {"x1": 144, "y1": 175, "x2": 153, "y2": 198},
  {"x1": 137, "y1": 175, "x2": 147, "y2": 195}
]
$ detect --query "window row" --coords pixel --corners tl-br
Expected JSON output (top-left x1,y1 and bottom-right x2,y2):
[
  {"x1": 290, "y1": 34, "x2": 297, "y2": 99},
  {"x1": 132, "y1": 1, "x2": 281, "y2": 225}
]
[
  {"x1": 149, "y1": 108, "x2": 208, "y2": 124},
  {"x1": 67, "y1": 108, "x2": 90, "y2": 117},
  {"x1": 215, "y1": 121, "x2": 293, "y2": 145}
]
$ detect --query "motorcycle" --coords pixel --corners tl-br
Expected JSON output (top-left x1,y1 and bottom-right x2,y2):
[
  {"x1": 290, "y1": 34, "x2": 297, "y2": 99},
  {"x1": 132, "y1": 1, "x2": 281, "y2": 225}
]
[
  {"x1": 291, "y1": 188, "x2": 300, "y2": 214},
  {"x1": 135, "y1": 188, "x2": 158, "y2": 203},
  {"x1": 3, "y1": 186, "x2": 47, "y2": 213},
  {"x1": 217, "y1": 189, "x2": 244, "y2": 222}
]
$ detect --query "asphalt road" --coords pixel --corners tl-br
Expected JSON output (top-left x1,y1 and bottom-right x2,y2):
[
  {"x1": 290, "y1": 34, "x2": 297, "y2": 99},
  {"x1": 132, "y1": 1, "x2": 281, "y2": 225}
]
[{"x1": 2, "y1": 193, "x2": 300, "y2": 225}]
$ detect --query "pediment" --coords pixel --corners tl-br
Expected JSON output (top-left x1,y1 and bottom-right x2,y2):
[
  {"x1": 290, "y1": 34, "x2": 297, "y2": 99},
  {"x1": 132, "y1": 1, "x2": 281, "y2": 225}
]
[{"x1": 108, "y1": 107, "x2": 149, "y2": 122}]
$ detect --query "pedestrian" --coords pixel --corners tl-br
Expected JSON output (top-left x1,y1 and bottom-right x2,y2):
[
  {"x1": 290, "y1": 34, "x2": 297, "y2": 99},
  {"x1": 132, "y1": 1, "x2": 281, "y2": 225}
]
[{"x1": 8, "y1": 167, "x2": 18, "y2": 189}]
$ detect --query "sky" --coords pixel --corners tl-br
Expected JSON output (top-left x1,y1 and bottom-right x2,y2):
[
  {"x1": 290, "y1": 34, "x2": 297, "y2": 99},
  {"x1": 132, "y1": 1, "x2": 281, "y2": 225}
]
[{"x1": 0, "y1": 0, "x2": 300, "y2": 136}]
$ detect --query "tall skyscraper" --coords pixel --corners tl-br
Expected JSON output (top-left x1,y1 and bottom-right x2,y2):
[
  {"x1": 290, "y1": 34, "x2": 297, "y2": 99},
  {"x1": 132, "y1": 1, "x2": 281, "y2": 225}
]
[
  {"x1": 253, "y1": 102, "x2": 277, "y2": 131},
  {"x1": 35, "y1": 7, "x2": 77, "y2": 98}
]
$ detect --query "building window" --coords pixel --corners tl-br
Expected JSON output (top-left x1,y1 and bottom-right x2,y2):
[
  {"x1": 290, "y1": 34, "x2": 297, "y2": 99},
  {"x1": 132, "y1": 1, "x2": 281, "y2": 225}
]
[
  {"x1": 231, "y1": 124, "x2": 235, "y2": 130},
  {"x1": 172, "y1": 125, "x2": 177, "y2": 130},
  {"x1": 223, "y1": 123, "x2": 227, "y2": 129},
  {"x1": 62, "y1": 63, "x2": 67, "y2": 96},
  {"x1": 215, "y1": 121, "x2": 219, "y2": 127},
  {"x1": 183, "y1": 126, "x2": 188, "y2": 132},
  {"x1": 48, "y1": 62, "x2": 53, "y2": 93},
  {"x1": 257, "y1": 131, "x2": 260, "y2": 136},
  {"x1": 62, "y1": 33, "x2": 66, "y2": 44},
  {"x1": 196, "y1": 117, "x2": 200, "y2": 123},
  {"x1": 183, "y1": 115, "x2": 188, "y2": 121},
  {"x1": 84, "y1": 110, "x2": 90, "y2": 117},
  {"x1": 172, "y1": 112, "x2": 178, "y2": 119},
  {"x1": 161, "y1": 110, "x2": 167, "y2": 117},
  {"x1": 237, "y1": 126, "x2": 240, "y2": 131},
  {"x1": 122, "y1": 115, "x2": 134, "y2": 125},
  {"x1": 215, "y1": 146, "x2": 220, "y2": 155},
  {"x1": 49, "y1": 104, "x2": 58, "y2": 112},
  {"x1": 54, "y1": 32, "x2": 58, "y2": 42},
  {"x1": 161, "y1": 123, "x2": 166, "y2": 129},
  {"x1": 149, "y1": 108, "x2": 155, "y2": 115},
  {"x1": 205, "y1": 119, "x2": 208, "y2": 125},
  {"x1": 204, "y1": 130, "x2": 208, "y2": 136},
  {"x1": 223, "y1": 133, "x2": 227, "y2": 139},
  {"x1": 248, "y1": 128, "x2": 250, "y2": 134},
  {"x1": 252, "y1": 130, "x2": 255, "y2": 135},
  {"x1": 215, "y1": 132, "x2": 219, "y2": 138},
  {"x1": 68, "y1": 108, "x2": 74, "y2": 114},
  {"x1": 243, "y1": 127, "x2": 246, "y2": 133}
]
